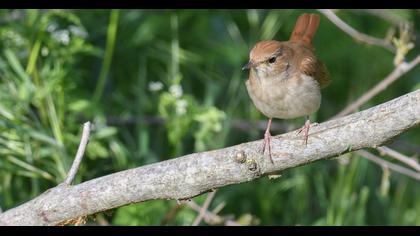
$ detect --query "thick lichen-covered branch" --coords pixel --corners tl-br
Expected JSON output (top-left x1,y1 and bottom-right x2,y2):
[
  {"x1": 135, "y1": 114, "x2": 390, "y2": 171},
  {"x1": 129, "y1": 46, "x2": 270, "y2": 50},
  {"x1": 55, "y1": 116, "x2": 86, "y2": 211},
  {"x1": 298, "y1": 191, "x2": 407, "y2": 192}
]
[{"x1": 0, "y1": 89, "x2": 419, "y2": 226}]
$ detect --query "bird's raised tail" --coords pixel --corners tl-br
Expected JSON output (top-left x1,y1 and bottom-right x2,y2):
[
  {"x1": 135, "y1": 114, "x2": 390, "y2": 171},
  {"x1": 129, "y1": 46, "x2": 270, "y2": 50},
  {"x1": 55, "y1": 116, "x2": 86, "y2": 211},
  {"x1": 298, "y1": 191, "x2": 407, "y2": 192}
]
[{"x1": 289, "y1": 13, "x2": 320, "y2": 46}]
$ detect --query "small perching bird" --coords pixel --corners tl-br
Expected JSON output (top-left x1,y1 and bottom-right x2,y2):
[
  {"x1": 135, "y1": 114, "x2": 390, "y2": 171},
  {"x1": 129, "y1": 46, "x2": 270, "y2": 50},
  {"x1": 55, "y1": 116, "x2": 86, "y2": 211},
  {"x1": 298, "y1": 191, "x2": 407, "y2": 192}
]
[{"x1": 243, "y1": 13, "x2": 331, "y2": 163}]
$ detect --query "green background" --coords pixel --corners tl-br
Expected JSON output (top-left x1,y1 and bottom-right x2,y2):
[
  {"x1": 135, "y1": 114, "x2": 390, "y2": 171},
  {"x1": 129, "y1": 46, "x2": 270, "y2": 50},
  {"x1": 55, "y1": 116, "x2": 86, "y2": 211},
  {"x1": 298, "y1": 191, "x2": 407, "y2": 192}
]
[{"x1": 0, "y1": 9, "x2": 419, "y2": 225}]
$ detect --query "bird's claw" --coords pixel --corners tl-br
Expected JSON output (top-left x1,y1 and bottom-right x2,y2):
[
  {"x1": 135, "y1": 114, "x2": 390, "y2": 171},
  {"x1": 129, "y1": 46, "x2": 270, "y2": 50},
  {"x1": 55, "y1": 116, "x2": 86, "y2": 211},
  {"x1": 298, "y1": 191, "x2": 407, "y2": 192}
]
[
  {"x1": 262, "y1": 131, "x2": 274, "y2": 164},
  {"x1": 296, "y1": 120, "x2": 312, "y2": 146}
]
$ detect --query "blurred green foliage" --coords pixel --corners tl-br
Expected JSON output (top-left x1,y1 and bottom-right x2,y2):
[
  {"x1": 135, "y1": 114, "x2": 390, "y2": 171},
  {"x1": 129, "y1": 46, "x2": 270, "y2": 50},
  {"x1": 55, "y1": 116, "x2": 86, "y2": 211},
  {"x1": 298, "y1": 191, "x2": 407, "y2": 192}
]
[{"x1": 0, "y1": 9, "x2": 419, "y2": 225}]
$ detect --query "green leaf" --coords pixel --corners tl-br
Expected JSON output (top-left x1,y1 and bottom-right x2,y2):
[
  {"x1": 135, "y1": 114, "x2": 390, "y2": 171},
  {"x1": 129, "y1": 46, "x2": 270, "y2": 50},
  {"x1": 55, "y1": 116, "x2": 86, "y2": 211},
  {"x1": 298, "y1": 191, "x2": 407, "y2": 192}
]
[{"x1": 94, "y1": 127, "x2": 118, "y2": 140}]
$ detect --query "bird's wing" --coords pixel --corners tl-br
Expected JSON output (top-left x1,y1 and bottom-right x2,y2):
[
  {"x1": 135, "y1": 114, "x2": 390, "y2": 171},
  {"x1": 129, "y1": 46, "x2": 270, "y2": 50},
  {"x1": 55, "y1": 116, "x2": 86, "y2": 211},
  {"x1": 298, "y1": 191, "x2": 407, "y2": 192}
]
[{"x1": 299, "y1": 55, "x2": 331, "y2": 89}]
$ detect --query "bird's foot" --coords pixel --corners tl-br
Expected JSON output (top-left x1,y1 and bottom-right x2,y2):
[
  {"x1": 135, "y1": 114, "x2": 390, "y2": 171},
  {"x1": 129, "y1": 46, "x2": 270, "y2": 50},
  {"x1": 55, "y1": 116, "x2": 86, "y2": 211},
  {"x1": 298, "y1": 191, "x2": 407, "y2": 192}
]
[
  {"x1": 296, "y1": 119, "x2": 312, "y2": 146},
  {"x1": 262, "y1": 130, "x2": 274, "y2": 164}
]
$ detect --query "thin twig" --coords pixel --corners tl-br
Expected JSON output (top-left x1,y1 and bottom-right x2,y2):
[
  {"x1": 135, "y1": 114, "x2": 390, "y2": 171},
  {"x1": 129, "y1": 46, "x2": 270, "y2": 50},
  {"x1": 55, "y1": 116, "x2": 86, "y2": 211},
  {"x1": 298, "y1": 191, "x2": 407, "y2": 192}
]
[
  {"x1": 357, "y1": 150, "x2": 420, "y2": 181},
  {"x1": 187, "y1": 200, "x2": 240, "y2": 226},
  {"x1": 160, "y1": 204, "x2": 184, "y2": 225},
  {"x1": 211, "y1": 202, "x2": 226, "y2": 215},
  {"x1": 187, "y1": 201, "x2": 222, "y2": 224},
  {"x1": 319, "y1": 9, "x2": 395, "y2": 52},
  {"x1": 391, "y1": 140, "x2": 420, "y2": 155},
  {"x1": 353, "y1": 9, "x2": 404, "y2": 26},
  {"x1": 377, "y1": 146, "x2": 420, "y2": 172},
  {"x1": 63, "y1": 122, "x2": 92, "y2": 185},
  {"x1": 192, "y1": 190, "x2": 217, "y2": 226},
  {"x1": 171, "y1": 197, "x2": 225, "y2": 226},
  {"x1": 333, "y1": 55, "x2": 420, "y2": 119}
]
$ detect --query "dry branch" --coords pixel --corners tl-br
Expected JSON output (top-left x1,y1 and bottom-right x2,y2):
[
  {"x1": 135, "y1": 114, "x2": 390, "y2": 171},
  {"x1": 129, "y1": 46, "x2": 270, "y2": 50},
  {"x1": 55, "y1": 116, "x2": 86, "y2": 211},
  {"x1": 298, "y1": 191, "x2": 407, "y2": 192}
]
[
  {"x1": 376, "y1": 146, "x2": 420, "y2": 172},
  {"x1": 333, "y1": 56, "x2": 420, "y2": 118},
  {"x1": 0, "y1": 89, "x2": 419, "y2": 226},
  {"x1": 186, "y1": 200, "x2": 240, "y2": 226},
  {"x1": 318, "y1": 9, "x2": 395, "y2": 52},
  {"x1": 354, "y1": 9, "x2": 404, "y2": 26},
  {"x1": 192, "y1": 190, "x2": 217, "y2": 226},
  {"x1": 357, "y1": 150, "x2": 420, "y2": 180},
  {"x1": 64, "y1": 122, "x2": 92, "y2": 185}
]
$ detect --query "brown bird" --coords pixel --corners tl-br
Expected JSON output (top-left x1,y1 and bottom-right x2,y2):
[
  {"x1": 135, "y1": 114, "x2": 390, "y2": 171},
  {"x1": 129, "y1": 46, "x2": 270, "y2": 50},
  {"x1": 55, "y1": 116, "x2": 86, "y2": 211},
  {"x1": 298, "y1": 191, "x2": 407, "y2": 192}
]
[{"x1": 243, "y1": 13, "x2": 331, "y2": 163}]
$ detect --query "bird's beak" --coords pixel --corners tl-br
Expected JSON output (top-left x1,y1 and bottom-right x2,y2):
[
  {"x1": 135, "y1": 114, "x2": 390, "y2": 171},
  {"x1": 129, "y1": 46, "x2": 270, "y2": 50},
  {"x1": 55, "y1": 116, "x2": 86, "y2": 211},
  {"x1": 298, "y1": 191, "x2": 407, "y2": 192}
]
[{"x1": 242, "y1": 61, "x2": 255, "y2": 70}]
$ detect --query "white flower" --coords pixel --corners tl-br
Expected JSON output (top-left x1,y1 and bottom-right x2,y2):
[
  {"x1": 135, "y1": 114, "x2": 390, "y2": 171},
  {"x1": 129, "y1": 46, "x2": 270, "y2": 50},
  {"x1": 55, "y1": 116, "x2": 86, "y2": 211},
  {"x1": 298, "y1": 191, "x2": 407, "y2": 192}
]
[
  {"x1": 4, "y1": 30, "x2": 25, "y2": 46},
  {"x1": 46, "y1": 23, "x2": 58, "y2": 33},
  {"x1": 175, "y1": 99, "x2": 187, "y2": 115},
  {"x1": 52, "y1": 30, "x2": 70, "y2": 45},
  {"x1": 169, "y1": 84, "x2": 183, "y2": 98},
  {"x1": 148, "y1": 81, "x2": 164, "y2": 92},
  {"x1": 41, "y1": 47, "x2": 49, "y2": 57},
  {"x1": 69, "y1": 25, "x2": 88, "y2": 39}
]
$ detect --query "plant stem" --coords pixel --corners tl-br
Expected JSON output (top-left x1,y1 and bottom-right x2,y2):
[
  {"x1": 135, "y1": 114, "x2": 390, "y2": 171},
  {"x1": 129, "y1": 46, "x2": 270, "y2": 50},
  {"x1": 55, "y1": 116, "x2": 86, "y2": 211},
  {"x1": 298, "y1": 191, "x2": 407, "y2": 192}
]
[{"x1": 93, "y1": 9, "x2": 120, "y2": 103}]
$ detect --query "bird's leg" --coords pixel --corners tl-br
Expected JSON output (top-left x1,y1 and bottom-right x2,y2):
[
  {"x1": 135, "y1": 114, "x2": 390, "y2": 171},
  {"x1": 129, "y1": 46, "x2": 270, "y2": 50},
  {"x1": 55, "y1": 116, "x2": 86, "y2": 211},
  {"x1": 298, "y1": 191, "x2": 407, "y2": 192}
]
[
  {"x1": 297, "y1": 116, "x2": 312, "y2": 146},
  {"x1": 262, "y1": 118, "x2": 274, "y2": 164}
]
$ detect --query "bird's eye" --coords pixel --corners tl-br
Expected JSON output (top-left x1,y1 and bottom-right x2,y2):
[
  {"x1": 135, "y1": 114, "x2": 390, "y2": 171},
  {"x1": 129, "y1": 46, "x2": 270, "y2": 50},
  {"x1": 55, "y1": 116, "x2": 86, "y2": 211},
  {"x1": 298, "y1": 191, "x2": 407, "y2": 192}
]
[{"x1": 268, "y1": 57, "x2": 276, "y2": 64}]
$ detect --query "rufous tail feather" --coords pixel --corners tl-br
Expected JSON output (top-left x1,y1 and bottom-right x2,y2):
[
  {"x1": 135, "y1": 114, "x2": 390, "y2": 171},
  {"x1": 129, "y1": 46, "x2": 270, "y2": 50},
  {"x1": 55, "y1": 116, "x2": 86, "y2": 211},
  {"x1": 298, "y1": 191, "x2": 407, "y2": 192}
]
[{"x1": 289, "y1": 13, "x2": 320, "y2": 46}]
